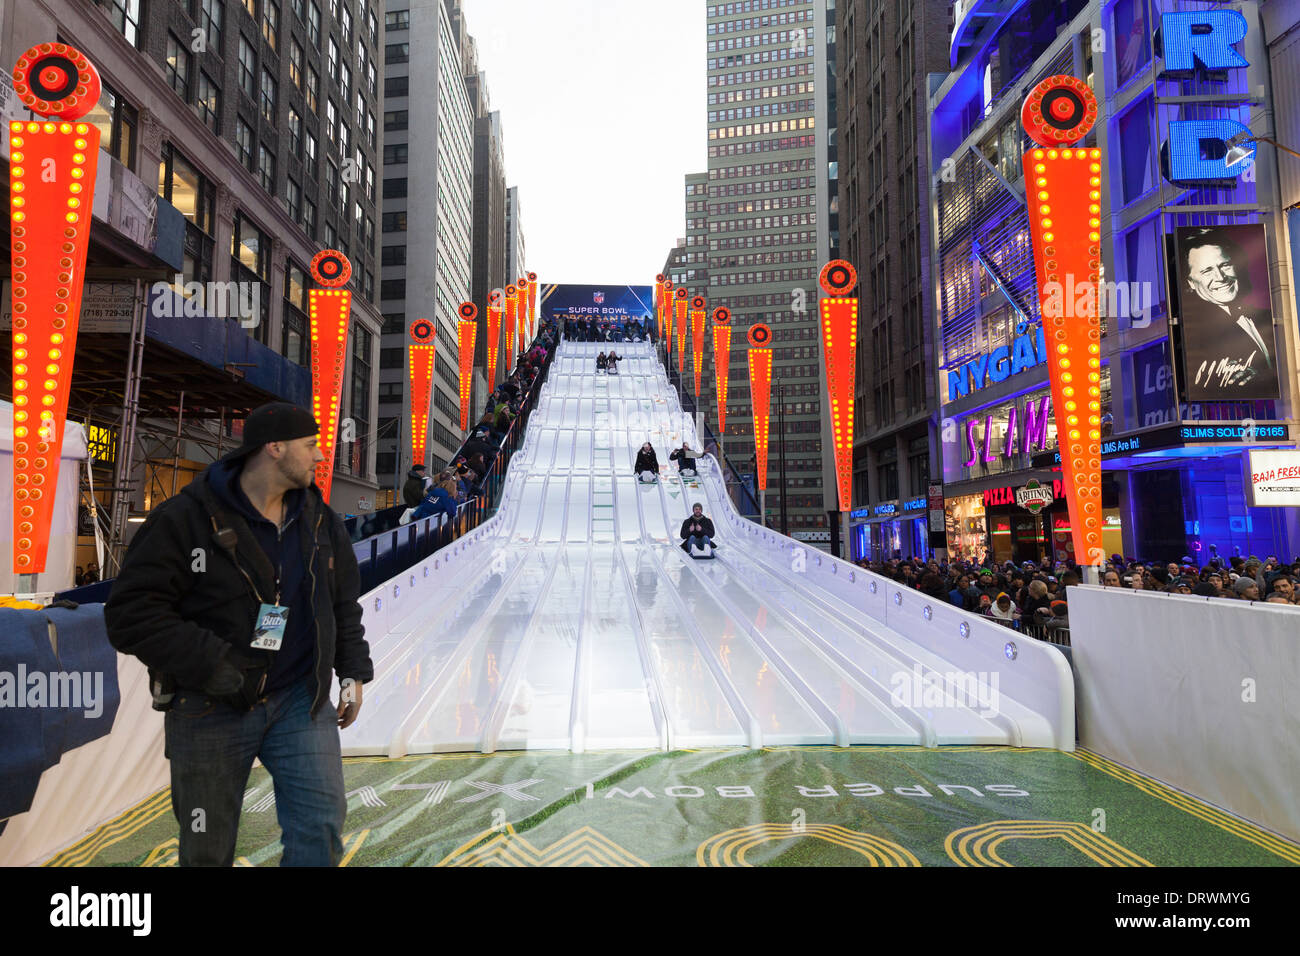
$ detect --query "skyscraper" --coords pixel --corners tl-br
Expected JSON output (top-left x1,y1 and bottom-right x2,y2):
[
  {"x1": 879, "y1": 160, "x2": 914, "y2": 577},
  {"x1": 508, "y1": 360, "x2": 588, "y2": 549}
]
[
  {"x1": 377, "y1": 0, "x2": 475, "y2": 481},
  {"x1": 705, "y1": 0, "x2": 833, "y2": 542}
]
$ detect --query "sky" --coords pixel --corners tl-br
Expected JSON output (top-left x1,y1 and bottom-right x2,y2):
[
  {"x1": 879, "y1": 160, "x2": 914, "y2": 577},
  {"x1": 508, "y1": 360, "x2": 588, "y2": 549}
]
[{"x1": 458, "y1": 0, "x2": 707, "y2": 286}]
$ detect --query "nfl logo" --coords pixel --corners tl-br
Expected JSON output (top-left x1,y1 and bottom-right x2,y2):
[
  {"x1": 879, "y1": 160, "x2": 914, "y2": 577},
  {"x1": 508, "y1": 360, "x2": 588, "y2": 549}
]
[{"x1": 593, "y1": 292, "x2": 605, "y2": 305}]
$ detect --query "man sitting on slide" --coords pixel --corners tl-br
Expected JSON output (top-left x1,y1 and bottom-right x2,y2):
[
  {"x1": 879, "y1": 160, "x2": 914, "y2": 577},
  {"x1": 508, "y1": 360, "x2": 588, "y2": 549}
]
[
  {"x1": 680, "y1": 503, "x2": 717, "y2": 555},
  {"x1": 670, "y1": 444, "x2": 701, "y2": 478}
]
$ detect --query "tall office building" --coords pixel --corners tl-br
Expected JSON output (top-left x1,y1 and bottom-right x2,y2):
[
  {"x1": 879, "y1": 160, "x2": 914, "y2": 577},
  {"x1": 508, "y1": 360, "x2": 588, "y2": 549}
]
[
  {"x1": 705, "y1": 0, "x2": 834, "y2": 541},
  {"x1": 2, "y1": 0, "x2": 386, "y2": 563},
  {"x1": 377, "y1": 0, "x2": 475, "y2": 482},
  {"x1": 838, "y1": 0, "x2": 949, "y2": 561},
  {"x1": 505, "y1": 185, "x2": 526, "y2": 366}
]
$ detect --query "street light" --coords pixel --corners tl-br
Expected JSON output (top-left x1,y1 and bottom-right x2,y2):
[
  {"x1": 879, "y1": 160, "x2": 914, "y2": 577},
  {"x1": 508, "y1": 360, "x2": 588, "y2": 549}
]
[{"x1": 1224, "y1": 130, "x2": 1300, "y2": 168}]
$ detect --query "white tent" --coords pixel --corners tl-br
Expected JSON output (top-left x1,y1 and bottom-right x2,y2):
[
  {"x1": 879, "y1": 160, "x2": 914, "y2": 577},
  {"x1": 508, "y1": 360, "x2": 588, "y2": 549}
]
[{"x1": 0, "y1": 400, "x2": 87, "y2": 595}]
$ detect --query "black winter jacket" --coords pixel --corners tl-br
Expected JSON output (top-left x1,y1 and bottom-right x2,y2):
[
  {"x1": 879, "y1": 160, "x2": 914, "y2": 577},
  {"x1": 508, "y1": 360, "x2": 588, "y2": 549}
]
[
  {"x1": 680, "y1": 515, "x2": 716, "y2": 541},
  {"x1": 634, "y1": 448, "x2": 660, "y2": 474},
  {"x1": 104, "y1": 465, "x2": 373, "y2": 717}
]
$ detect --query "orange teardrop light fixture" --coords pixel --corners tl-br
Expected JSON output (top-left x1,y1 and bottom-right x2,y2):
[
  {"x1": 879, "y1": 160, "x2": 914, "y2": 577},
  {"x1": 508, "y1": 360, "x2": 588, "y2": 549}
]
[
  {"x1": 504, "y1": 284, "x2": 518, "y2": 374},
  {"x1": 1021, "y1": 74, "x2": 1104, "y2": 567},
  {"x1": 526, "y1": 272, "x2": 538, "y2": 342},
  {"x1": 516, "y1": 276, "x2": 528, "y2": 351},
  {"x1": 690, "y1": 295, "x2": 707, "y2": 402},
  {"x1": 712, "y1": 307, "x2": 733, "y2": 436},
  {"x1": 662, "y1": 280, "x2": 674, "y2": 346},
  {"x1": 408, "y1": 318, "x2": 436, "y2": 470},
  {"x1": 747, "y1": 323, "x2": 774, "y2": 493},
  {"x1": 456, "y1": 302, "x2": 478, "y2": 433},
  {"x1": 674, "y1": 288, "x2": 689, "y2": 376},
  {"x1": 307, "y1": 249, "x2": 353, "y2": 503},
  {"x1": 486, "y1": 288, "x2": 502, "y2": 393},
  {"x1": 818, "y1": 260, "x2": 859, "y2": 513},
  {"x1": 9, "y1": 43, "x2": 102, "y2": 575},
  {"x1": 654, "y1": 274, "x2": 666, "y2": 342}
]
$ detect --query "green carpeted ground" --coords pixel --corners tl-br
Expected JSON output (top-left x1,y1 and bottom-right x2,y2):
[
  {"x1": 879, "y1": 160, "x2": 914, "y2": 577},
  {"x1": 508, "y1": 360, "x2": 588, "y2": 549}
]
[{"x1": 45, "y1": 747, "x2": 1300, "y2": 866}]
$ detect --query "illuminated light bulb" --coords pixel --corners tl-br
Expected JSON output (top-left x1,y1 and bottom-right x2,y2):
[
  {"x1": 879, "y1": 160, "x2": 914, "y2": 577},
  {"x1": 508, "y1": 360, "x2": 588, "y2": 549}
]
[
  {"x1": 1089, "y1": 430, "x2": 1101, "y2": 440},
  {"x1": 41, "y1": 396, "x2": 55, "y2": 406},
  {"x1": 1062, "y1": 372, "x2": 1073, "y2": 383},
  {"x1": 1048, "y1": 150, "x2": 1058, "y2": 159},
  {"x1": 15, "y1": 364, "x2": 27, "y2": 375},
  {"x1": 1037, "y1": 177, "x2": 1047, "y2": 187},
  {"x1": 1067, "y1": 415, "x2": 1079, "y2": 426},
  {"x1": 1042, "y1": 218, "x2": 1053, "y2": 229},
  {"x1": 1037, "y1": 190, "x2": 1049, "y2": 200},
  {"x1": 1062, "y1": 149, "x2": 1073, "y2": 159},
  {"x1": 1057, "y1": 344, "x2": 1069, "y2": 354},
  {"x1": 1060, "y1": 358, "x2": 1071, "y2": 369},
  {"x1": 15, "y1": 427, "x2": 27, "y2": 438},
  {"x1": 1069, "y1": 430, "x2": 1081, "y2": 440}
]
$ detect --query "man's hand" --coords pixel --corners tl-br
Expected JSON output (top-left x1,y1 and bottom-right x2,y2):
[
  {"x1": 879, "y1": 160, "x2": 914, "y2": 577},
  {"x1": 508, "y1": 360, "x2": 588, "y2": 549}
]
[{"x1": 338, "y1": 679, "x2": 364, "y2": 728}]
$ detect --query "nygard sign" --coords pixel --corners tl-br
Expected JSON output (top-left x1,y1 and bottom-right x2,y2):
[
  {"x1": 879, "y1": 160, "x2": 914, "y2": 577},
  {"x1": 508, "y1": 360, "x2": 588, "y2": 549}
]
[{"x1": 947, "y1": 323, "x2": 1047, "y2": 401}]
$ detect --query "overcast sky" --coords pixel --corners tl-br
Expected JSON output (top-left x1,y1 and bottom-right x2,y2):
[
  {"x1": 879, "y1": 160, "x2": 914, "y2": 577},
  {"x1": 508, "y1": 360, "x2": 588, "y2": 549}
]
[{"x1": 459, "y1": 0, "x2": 707, "y2": 286}]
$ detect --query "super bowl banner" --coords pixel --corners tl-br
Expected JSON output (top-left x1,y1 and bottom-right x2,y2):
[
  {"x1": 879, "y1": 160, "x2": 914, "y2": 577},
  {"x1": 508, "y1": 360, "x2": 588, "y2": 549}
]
[{"x1": 539, "y1": 284, "x2": 654, "y2": 328}]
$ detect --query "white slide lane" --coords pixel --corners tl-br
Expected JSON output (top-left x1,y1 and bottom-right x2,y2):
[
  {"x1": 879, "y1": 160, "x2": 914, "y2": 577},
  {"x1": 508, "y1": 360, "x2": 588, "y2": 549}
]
[{"x1": 343, "y1": 342, "x2": 1074, "y2": 755}]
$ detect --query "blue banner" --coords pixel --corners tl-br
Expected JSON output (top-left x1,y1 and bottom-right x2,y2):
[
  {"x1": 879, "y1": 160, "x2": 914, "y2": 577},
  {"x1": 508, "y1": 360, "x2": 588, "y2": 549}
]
[{"x1": 540, "y1": 284, "x2": 655, "y2": 324}]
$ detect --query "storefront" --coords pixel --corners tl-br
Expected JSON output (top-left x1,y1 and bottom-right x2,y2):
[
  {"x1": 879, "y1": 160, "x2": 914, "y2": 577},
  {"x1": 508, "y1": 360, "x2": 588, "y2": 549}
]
[
  {"x1": 860, "y1": 498, "x2": 932, "y2": 562},
  {"x1": 943, "y1": 493, "x2": 987, "y2": 563}
]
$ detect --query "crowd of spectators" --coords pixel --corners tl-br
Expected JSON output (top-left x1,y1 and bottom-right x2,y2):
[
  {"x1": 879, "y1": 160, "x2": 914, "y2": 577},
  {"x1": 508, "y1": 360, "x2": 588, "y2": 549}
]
[
  {"x1": 564, "y1": 316, "x2": 653, "y2": 343},
  {"x1": 855, "y1": 549, "x2": 1300, "y2": 633}
]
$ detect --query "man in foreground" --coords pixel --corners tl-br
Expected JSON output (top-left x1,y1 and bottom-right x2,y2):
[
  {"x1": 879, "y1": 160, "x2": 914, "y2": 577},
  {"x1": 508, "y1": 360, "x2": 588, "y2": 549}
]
[{"x1": 105, "y1": 403, "x2": 374, "y2": 866}]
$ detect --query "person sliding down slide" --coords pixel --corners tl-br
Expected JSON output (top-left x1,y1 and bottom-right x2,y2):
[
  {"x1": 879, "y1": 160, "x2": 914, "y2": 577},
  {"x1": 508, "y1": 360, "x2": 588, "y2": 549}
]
[
  {"x1": 635, "y1": 442, "x2": 660, "y2": 483},
  {"x1": 606, "y1": 351, "x2": 622, "y2": 375},
  {"x1": 670, "y1": 444, "x2": 701, "y2": 478},
  {"x1": 680, "y1": 503, "x2": 717, "y2": 556},
  {"x1": 596, "y1": 352, "x2": 608, "y2": 374}
]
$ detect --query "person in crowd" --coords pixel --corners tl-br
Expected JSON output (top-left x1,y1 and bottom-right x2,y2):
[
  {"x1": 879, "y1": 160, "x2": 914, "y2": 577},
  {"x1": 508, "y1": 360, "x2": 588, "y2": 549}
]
[
  {"x1": 1265, "y1": 593, "x2": 1293, "y2": 604},
  {"x1": 670, "y1": 443, "x2": 702, "y2": 478},
  {"x1": 1233, "y1": 577, "x2": 1261, "y2": 601},
  {"x1": 75, "y1": 565, "x2": 85, "y2": 587},
  {"x1": 83, "y1": 562, "x2": 100, "y2": 584},
  {"x1": 493, "y1": 399, "x2": 516, "y2": 433},
  {"x1": 1192, "y1": 582, "x2": 1219, "y2": 598},
  {"x1": 948, "y1": 574, "x2": 978, "y2": 612},
  {"x1": 596, "y1": 351, "x2": 608, "y2": 373},
  {"x1": 402, "y1": 463, "x2": 432, "y2": 507},
  {"x1": 680, "y1": 502, "x2": 717, "y2": 555},
  {"x1": 1021, "y1": 579, "x2": 1052, "y2": 619},
  {"x1": 989, "y1": 592, "x2": 1018, "y2": 624},
  {"x1": 1267, "y1": 575, "x2": 1295, "y2": 603},
  {"x1": 406, "y1": 475, "x2": 459, "y2": 524},
  {"x1": 104, "y1": 402, "x2": 371, "y2": 866},
  {"x1": 1102, "y1": 569, "x2": 1121, "y2": 587},
  {"x1": 1043, "y1": 600, "x2": 1070, "y2": 632},
  {"x1": 634, "y1": 442, "x2": 660, "y2": 483},
  {"x1": 976, "y1": 593, "x2": 993, "y2": 614}
]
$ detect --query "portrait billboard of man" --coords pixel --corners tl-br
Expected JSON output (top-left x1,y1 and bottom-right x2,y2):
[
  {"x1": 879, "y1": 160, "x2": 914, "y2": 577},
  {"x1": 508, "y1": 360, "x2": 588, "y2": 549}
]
[{"x1": 1174, "y1": 224, "x2": 1279, "y2": 400}]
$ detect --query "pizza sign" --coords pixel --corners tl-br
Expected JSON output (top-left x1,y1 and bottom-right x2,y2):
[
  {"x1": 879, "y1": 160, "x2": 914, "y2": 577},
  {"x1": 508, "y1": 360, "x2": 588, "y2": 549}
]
[{"x1": 1015, "y1": 479, "x2": 1055, "y2": 514}]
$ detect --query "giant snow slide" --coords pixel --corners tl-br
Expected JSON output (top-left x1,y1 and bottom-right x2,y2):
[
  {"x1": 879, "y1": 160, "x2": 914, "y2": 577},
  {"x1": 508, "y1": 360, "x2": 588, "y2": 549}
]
[{"x1": 344, "y1": 342, "x2": 1074, "y2": 755}]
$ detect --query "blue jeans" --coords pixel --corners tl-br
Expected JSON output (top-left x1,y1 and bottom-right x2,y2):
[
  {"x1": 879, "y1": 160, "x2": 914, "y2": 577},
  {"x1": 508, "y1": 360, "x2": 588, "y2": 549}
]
[
  {"x1": 165, "y1": 677, "x2": 345, "y2": 866},
  {"x1": 684, "y1": 534, "x2": 714, "y2": 553}
]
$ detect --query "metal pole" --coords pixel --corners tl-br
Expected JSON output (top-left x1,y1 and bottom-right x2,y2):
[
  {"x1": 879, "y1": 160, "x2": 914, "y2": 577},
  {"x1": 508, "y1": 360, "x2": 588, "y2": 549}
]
[
  {"x1": 760, "y1": 487, "x2": 767, "y2": 528},
  {"x1": 777, "y1": 384, "x2": 789, "y2": 537},
  {"x1": 841, "y1": 510, "x2": 850, "y2": 562},
  {"x1": 170, "y1": 391, "x2": 185, "y2": 499}
]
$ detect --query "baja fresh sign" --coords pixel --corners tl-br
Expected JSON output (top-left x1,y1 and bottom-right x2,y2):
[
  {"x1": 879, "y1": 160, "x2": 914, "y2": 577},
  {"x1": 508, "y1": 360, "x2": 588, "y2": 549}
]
[
  {"x1": 947, "y1": 322, "x2": 1048, "y2": 401},
  {"x1": 1015, "y1": 479, "x2": 1055, "y2": 514}
]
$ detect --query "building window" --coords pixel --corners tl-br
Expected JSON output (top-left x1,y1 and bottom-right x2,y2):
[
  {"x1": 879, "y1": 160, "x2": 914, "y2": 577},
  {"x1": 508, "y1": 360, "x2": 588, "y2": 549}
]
[
  {"x1": 384, "y1": 143, "x2": 408, "y2": 165},
  {"x1": 381, "y1": 245, "x2": 405, "y2": 266},
  {"x1": 381, "y1": 279, "x2": 406, "y2": 300},
  {"x1": 289, "y1": 108, "x2": 303, "y2": 156},
  {"x1": 325, "y1": 160, "x2": 339, "y2": 209},
  {"x1": 236, "y1": 118, "x2": 255, "y2": 169},
  {"x1": 282, "y1": 259, "x2": 308, "y2": 365},
  {"x1": 159, "y1": 143, "x2": 216, "y2": 309},
  {"x1": 386, "y1": 43, "x2": 409, "y2": 64},
  {"x1": 258, "y1": 143, "x2": 275, "y2": 192},
  {"x1": 304, "y1": 129, "x2": 318, "y2": 174},
  {"x1": 385, "y1": 10, "x2": 409, "y2": 30},
  {"x1": 385, "y1": 75, "x2": 408, "y2": 98},
  {"x1": 289, "y1": 37, "x2": 304, "y2": 88},
  {"x1": 384, "y1": 110, "x2": 407, "y2": 131},
  {"x1": 367, "y1": 110, "x2": 377, "y2": 148},
  {"x1": 262, "y1": 0, "x2": 280, "y2": 51},
  {"x1": 84, "y1": 83, "x2": 138, "y2": 171},
  {"x1": 380, "y1": 347, "x2": 404, "y2": 369},
  {"x1": 306, "y1": 64, "x2": 320, "y2": 113},
  {"x1": 241, "y1": 0, "x2": 255, "y2": 14},
  {"x1": 303, "y1": 197, "x2": 317, "y2": 238},
  {"x1": 261, "y1": 67, "x2": 277, "y2": 122},
  {"x1": 97, "y1": 0, "x2": 142, "y2": 47},
  {"x1": 232, "y1": 212, "x2": 272, "y2": 344},
  {"x1": 199, "y1": 0, "x2": 224, "y2": 51},
  {"x1": 328, "y1": 36, "x2": 339, "y2": 82},
  {"x1": 383, "y1": 177, "x2": 407, "y2": 199},
  {"x1": 166, "y1": 33, "x2": 191, "y2": 99},
  {"x1": 348, "y1": 326, "x2": 372, "y2": 476},
  {"x1": 238, "y1": 36, "x2": 257, "y2": 99},
  {"x1": 367, "y1": 61, "x2": 377, "y2": 96},
  {"x1": 196, "y1": 71, "x2": 221, "y2": 133},
  {"x1": 286, "y1": 176, "x2": 301, "y2": 220},
  {"x1": 341, "y1": 4, "x2": 353, "y2": 44},
  {"x1": 308, "y1": 1, "x2": 322, "y2": 46},
  {"x1": 382, "y1": 211, "x2": 407, "y2": 232},
  {"x1": 368, "y1": 8, "x2": 378, "y2": 41}
]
